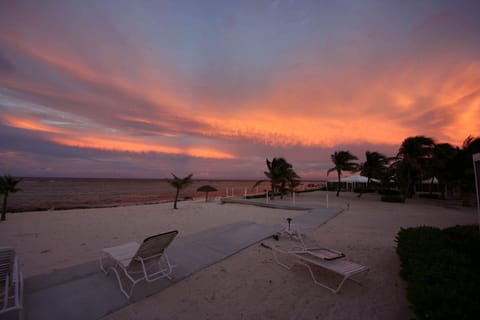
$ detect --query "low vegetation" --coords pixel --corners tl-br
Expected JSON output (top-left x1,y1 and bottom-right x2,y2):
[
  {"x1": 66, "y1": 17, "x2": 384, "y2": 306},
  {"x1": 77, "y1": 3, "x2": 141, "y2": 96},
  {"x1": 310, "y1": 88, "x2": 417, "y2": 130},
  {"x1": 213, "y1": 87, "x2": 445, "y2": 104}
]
[
  {"x1": 417, "y1": 193, "x2": 441, "y2": 199},
  {"x1": 396, "y1": 225, "x2": 480, "y2": 320}
]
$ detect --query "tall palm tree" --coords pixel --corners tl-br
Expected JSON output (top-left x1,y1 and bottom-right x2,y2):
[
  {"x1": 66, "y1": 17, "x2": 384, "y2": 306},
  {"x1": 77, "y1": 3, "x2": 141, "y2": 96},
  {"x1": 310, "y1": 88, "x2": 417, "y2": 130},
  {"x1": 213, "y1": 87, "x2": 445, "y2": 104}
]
[
  {"x1": 0, "y1": 175, "x2": 22, "y2": 221},
  {"x1": 254, "y1": 157, "x2": 297, "y2": 199},
  {"x1": 453, "y1": 136, "x2": 480, "y2": 205},
  {"x1": 358, "y1": 151, "x2": 389, "y2": 197},
  {"x1": 429, "y1": 143, "x2": 456, "y2": 199},
  {"x1": 167, "y1": 173, "x2": 193, "y2": 209},
  {"x1": 285, "y1": 169, "x2": 301, "y2": 197},
  {"x1": 266, "y1": 158, "x2": 289, "y2": 198},
  {"x1": 396, "y1": 136, "x2": 435, "y2": 199},
  {"x1": 327, "y1": 151, "x2": 359, "y2": 197}
]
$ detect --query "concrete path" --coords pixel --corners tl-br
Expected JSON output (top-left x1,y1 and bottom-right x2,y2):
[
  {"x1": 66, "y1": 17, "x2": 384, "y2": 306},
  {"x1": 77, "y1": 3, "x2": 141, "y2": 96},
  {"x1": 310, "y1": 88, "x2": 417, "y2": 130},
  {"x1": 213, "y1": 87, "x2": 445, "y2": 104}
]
[{"x1": 23, "y1": 206, "x2": 342, "y2": 320}]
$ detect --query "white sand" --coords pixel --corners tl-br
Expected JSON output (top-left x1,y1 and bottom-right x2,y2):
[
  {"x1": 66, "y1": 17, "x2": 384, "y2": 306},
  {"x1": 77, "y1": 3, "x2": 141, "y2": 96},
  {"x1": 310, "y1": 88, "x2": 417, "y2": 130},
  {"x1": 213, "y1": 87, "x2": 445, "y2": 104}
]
[
  {"x1": 0, "y1": 199, "x2": 305, "y2": 278},
  {"x1": 0, "y1": 192, "x2": 477, "y2": 319}
]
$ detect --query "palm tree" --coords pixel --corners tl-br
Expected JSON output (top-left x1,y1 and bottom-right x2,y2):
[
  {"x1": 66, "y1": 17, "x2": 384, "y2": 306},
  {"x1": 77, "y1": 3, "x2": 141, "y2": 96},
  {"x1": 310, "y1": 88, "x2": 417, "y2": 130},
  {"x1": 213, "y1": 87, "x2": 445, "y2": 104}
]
[
  {"x1": 396, "y1": 136, "x2": 435, "y2": 199},
  {"x1": 285, "y1": 169, "x2": 301, "y2": 196},
  {"x1": 327, "y1": 151, "x2": 359, "y2": 197},
  {"x1": 429, "y1": 143, "x2": 456, "y2": 199},
  {"x1": 254, "y1": 158, "x2": 297, "y2": 199},
  {"x1": 266, "y1": 158, "x2": 288, "y2": 199},
  {"x1": 358, "y1": 151, "x2": 389, "y2": 197},
  {"x1": 276, "y1": 160, "x2": 300, "y2": 199},
  {"x1": 167, "y1": 173, "x2": 193, "y2": 209},
  {"x1": 0, "y1": 175, "x2": 22, "y2": 221},
  {"x1": 453, "y1": 136, "x2": 480, "y2": 205}
]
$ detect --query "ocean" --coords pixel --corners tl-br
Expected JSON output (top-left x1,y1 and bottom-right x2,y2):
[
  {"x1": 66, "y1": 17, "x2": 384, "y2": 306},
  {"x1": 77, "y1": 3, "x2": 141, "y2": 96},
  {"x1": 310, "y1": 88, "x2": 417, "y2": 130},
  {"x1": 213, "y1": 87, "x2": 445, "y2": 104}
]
[{"x1": 7, "y1": 178, "x2": 319, "y2": 213}]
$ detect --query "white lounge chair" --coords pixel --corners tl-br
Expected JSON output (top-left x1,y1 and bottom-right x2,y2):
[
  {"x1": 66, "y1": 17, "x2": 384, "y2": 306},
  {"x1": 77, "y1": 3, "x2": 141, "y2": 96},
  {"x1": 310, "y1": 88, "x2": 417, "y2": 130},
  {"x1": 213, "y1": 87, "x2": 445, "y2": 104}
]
[
  {"x1": 0, "y1": 247, "x2": 23, "y2": 319},
  {"x1": 272, "y1": 244, "x2": 368, "y2": 293},
  {"x1": 100, "y1": 230, "x2": 178, "y2": 299}
]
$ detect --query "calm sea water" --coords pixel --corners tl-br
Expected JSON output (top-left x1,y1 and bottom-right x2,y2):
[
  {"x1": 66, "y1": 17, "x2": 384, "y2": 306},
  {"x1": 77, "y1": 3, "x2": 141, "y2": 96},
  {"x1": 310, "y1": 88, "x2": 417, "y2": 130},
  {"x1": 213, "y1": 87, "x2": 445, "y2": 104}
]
[{"x1": 7, "y1": 178, "x2": 319, "y2": 212}]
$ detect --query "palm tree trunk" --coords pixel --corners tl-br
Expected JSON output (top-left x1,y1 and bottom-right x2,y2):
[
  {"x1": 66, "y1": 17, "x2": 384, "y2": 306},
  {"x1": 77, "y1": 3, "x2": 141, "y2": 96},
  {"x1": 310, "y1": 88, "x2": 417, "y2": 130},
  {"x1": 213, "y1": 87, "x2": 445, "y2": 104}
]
[
  {"x1": 405, "y1": 169, "x2": 412, "y2": 200},
  {"x1": 336, "y1": 171, "x2": 341, "y2": 197},
  {"x1": 1, "y1": 194, "x2": 7, "y2": 221},
  {"x1": 173, "y1": 188, "x2": 179, "y2": 209},
  {"x1": 358, "y1": 177, "x2": 370, "y2": 198}
]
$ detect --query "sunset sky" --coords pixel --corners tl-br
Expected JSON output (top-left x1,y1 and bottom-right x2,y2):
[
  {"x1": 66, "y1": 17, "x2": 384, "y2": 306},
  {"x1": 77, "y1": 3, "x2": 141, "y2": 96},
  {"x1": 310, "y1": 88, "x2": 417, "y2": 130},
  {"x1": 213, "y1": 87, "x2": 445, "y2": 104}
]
[{"x1": 1, "y1": 0, "x2": 479, "y2": 179}]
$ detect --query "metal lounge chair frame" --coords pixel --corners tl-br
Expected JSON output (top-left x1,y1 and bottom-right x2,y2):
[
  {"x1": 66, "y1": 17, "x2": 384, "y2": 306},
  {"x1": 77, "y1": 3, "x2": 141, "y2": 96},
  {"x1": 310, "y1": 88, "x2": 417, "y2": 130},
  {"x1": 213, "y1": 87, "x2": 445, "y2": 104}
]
[
  {"x1": 0, "y1": 247, "x2": 23, "y2": 319},
  {"x1": 100, "y1": 230, "x2": 178, "y2": 299},
  {"x1": 272, "y1": 244, "x2": 369, "y2": 293}
]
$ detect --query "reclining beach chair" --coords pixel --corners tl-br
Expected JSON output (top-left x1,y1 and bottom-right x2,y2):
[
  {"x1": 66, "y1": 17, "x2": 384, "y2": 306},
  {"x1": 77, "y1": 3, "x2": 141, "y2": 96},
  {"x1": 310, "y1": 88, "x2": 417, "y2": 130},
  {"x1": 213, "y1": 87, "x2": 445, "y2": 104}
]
[
  {"x1": 100, "y1": 230, "x2": 178, "y2": 299},
  {"x1": 272, "y1": 244, "x2": 368, "y2": 293},
  {"x1": 0, "y1": 247, "x2": 23, "y2": 319}
]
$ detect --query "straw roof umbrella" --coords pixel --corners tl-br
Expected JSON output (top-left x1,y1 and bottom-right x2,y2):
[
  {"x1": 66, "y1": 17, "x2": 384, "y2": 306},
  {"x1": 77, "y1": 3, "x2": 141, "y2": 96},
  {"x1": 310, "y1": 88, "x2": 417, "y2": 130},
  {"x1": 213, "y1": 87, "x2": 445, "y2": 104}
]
[{"x1": 197, "y1": 185, "x2": 217, "y2": 201}]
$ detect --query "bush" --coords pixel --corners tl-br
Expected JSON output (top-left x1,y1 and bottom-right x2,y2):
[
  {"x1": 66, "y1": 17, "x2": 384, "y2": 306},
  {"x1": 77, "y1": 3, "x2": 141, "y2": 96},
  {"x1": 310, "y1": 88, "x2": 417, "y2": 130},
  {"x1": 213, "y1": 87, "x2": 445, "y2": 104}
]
[
  {"x1": 418, "y1": 193, "x2": 441, "y2": 199},
  {"x1": 381, "y1": 195, "x2": 404, "y2": 203},
  {"x1": 379, "y1": 189, "x2": 401, "y2": 195},
  {"x1": 396, "y1": 225, "x2": 480, "y2": 320}
]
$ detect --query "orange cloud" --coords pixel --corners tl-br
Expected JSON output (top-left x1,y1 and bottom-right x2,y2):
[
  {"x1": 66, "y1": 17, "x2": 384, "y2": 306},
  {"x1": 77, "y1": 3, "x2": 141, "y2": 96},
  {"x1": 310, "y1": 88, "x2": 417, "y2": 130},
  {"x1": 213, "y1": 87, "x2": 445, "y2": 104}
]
[
  {"x1": 2, "y1": 114, "x2": 235, "y2": 159},
  {"x1": 192, "y1": 56, "x2": 479, "y2": 148},
  {"x1": 1, "y1": 19, "x2": 478, "y2": 153},
  {"x1": 51, "y1": 136, "x2": 235, "y2": 159},
  {"x1": 2, "y1": 116, "x2": 63, "y2": 134},
  {"x1": 198, "y1": 113, "x2": 409, "y2": 147}
]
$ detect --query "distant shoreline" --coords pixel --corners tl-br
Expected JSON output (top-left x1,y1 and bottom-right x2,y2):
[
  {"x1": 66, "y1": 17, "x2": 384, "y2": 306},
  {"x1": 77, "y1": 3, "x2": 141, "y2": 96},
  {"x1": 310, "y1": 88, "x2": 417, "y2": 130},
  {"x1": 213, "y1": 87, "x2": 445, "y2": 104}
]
[
  {"x1": 7, "y1": 178, "x2": 323, "y2": 213},
  {"x1": 18, "y1": 177, "x2": 327, "y2": 182},
  {"x1": 9, "y1": 198, "x2": 183, "y2": 214}
]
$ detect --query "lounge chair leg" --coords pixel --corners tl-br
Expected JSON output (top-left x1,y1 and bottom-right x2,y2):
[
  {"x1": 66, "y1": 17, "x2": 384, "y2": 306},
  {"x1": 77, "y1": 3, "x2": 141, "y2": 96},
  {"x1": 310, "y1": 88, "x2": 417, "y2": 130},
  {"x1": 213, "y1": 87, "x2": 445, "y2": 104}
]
[
  {"x1": 297, "y1": 260, "x2": 339, "y2": 293},
  {"x1": 110, "y1": 266, "x2": 135, "y2": 299},
  {"x1": 272, "y1": 248, "x2": 295, "y2": 270},
  {"x1": 100, "y1": 252, "x2": 111, "y2": 275},
  {"x1": 299, "y1": 261, "x2": 367, "y2": 293},
  {"x1": 348, "y1": 268, "x2": 370, "y2": 285}
]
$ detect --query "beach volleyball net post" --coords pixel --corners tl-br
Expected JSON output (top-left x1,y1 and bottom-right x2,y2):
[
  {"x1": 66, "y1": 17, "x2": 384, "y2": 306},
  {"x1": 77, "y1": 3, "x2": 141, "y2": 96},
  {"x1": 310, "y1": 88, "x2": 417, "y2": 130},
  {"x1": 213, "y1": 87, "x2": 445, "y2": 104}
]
[{"x1": 473, "y1": 153, "x2": 480, "y2": 231}]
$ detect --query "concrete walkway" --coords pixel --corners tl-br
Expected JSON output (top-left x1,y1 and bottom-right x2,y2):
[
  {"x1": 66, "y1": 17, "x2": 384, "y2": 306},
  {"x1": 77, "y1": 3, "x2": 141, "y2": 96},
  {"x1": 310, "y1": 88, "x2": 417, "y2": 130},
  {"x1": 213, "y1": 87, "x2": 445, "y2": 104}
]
[{"x1": 23, "y1": 206, "x2": 342, "y2": 320}]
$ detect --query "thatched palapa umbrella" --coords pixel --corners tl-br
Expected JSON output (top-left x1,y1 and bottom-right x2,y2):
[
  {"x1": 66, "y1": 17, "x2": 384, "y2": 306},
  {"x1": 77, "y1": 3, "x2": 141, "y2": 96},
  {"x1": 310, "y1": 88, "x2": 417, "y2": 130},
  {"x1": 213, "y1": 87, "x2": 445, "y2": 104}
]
[{"x1": 197, "y1": 185, "x2": 217, "y2": 201}]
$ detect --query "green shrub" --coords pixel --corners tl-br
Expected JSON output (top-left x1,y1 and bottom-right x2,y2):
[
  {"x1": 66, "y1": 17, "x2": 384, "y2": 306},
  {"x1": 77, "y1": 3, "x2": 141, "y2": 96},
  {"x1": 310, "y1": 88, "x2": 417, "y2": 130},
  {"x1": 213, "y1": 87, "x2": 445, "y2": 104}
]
[
  {"x1": 379, "y1": 189, "x2": 401, "y2": 195},
  {"x1": 396, "y1": 225, "x2": 480, "y2": 320},
  {"x1": 381, "y1": 195, "x2": 404, "y2": 203},
  {"x1": 418, "y1": 193, "x2": 441, "y2": 199}
]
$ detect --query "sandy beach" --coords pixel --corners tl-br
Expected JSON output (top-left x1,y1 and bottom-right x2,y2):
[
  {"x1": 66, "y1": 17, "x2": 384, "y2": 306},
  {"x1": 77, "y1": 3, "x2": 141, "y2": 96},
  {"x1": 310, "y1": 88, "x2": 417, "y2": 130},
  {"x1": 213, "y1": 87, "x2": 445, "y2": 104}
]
[{"x1": 0, "y1": 191, "x2": 476, "y2": 319}]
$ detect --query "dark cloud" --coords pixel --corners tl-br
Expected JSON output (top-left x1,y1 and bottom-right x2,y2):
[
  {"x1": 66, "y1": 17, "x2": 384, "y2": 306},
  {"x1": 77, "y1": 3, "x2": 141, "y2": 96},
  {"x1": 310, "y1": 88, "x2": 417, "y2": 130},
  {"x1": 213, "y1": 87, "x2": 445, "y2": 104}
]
[{"x1": 0, "y1": 51, "x2": 15, "y2": 75}]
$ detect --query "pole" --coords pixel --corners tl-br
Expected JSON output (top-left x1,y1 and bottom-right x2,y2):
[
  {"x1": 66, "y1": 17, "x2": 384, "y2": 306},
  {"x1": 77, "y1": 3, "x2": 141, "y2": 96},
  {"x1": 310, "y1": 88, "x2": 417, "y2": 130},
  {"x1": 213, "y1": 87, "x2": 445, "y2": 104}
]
[
  {"x1": 326, "y1": 181, "x2": 329, "y2": 208},
  {"x1": 473, "y1": 153, "x2": 480, "y2": 231},
  {"x1": 293, "y1": 191, "x2": 296, "y2": 207}
]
